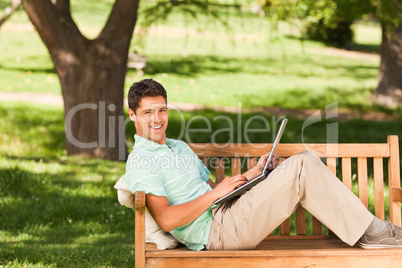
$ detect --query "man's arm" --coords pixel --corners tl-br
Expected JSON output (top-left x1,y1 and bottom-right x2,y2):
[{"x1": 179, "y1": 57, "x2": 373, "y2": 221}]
[
  {"x1": 148, "y1": 153, "x2": 280, "y2": 232},
  {"x1": 146, "y1": 174, "x2": 247, "y2": 232},
  {"x1": 205, "y1": 153, "x2": 280, "y2": 188}
]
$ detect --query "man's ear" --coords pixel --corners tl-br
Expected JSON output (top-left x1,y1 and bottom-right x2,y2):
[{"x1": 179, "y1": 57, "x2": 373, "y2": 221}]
[{"x1": 128, "y1": 109, "x2": 136, "y2": 122}]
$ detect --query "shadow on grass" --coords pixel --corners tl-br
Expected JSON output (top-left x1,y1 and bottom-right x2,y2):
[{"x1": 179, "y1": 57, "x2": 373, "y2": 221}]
[
  {"x1": 141, "y1": 54, "x2": 378, "y2": 81},
  {"x1": 0, "y1": 165, "x2": 134, "y2": 267},
  {"x1": 226, "y1": 86, "x2": 380, "y2": 112},
  {"x1": 285, "y1": 34, "x2": 380, "y2": 54},
  {"x1": 1, "y1": 241, "x2": 134, "y2": 267},
  {"x1": 0, "y1": 103, "x2": 65, "y2": 157},
  {"x1": 0, "y1": 66, "x2": 57, "y2": 75},
  {"x1": 343, "y1": 42, "x2": 380, "y2": 54}
]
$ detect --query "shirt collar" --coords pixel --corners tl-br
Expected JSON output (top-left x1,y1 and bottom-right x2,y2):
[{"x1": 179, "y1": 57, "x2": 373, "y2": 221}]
[{"x1": 134, "y1": 134, "x2": 172, "y2": 151}]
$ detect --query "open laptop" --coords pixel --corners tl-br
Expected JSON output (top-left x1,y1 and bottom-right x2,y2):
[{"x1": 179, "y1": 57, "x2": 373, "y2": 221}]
[{"x1": 214, "y1": 118, "x2": 288, "y2": 205}]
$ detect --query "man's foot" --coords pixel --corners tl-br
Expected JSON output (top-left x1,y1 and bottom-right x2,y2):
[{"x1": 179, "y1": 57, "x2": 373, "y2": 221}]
[{"x1": 359, "y1": 220, "x2": 402, "y2": 249}]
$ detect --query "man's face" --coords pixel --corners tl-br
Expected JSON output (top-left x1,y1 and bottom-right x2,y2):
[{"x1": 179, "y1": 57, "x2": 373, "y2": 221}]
[{"x1": 128, "y1": 96, "x2": 168, "y2": 145}]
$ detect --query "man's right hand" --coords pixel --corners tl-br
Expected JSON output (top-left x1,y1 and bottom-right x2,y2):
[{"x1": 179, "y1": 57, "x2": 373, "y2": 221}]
[{"x1": 211, "y1": 174, "x2": 248, "y2": 199}]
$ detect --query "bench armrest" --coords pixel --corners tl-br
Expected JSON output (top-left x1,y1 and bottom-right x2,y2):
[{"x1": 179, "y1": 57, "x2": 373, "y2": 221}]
[
  {"x1": 135, "y1": 191, "x2": 146, "y2": 211},
  {"x1": 135, "y1": 191, "x2": 146, "y2": 268}
]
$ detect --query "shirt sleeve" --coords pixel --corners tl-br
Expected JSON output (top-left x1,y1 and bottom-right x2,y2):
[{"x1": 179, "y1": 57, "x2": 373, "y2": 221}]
[{"x1": 125, "y1": 152, "x2": 167, "y2": 197}]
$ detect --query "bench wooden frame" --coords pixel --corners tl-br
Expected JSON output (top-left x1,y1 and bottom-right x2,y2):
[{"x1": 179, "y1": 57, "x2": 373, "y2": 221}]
[{"x1": 135, "y1": 135, "x2": 401, "y2": 267}]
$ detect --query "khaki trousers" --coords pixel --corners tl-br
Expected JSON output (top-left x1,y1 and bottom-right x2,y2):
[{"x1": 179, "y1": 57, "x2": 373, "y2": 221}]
[{"x1": 206, "y1": 151, "x2": 374, "y2": 250}]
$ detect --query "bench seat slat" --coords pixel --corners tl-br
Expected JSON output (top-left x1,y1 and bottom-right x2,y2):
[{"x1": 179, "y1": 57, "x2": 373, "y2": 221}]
[
  {"x1": 146, "y1": 238, "x2": 402, "y2": 258},
  {"x1": 146, "y1": 255, "x2": 402, "y2": 268}
]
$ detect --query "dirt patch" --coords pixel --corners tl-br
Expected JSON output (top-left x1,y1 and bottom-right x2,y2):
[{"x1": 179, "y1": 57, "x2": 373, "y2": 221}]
[
  {"x1": 313, "y1": 47, "x2": 380, "y2": 61},
  {"x1": 171, "y1": 102, "x2": 397, "y2": 121},
  {"x1": 1, "y1": 91, "x2": 63, "y2": 106},
  {"x1": 0, "y1": 91, "x2": 398, "y2": 121}
]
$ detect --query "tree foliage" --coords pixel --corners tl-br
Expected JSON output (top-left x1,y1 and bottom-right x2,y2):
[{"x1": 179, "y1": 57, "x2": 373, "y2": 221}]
[
  {"x1": 139, "y1": 0, "x2": 239, "y2": 27},
  {"x1": 258, "y1": 0, "x2": 401, "y2": 47}
]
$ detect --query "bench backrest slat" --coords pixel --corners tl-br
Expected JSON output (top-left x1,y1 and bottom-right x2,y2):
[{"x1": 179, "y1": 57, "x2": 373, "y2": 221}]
[
  {"x1": 388, "y1": 136, "x2": 401, "y2": 226},
  {"x1": 215, "y1": 158, "x2": 225, "y2": 183},
  {"x1": 232, "y1": 157, "x2": 241, "y2": 176},
  {"x1": 373, "y1": 157, "x2": 385, "y2": 220},
  {"x1": 190, "y1": 143, "x2": 390, "y2": 158},
  {"x1": 313, "y1": 217, "x2": 322, "y2": 235},
  {"x1": 296, "y1": 207, "x2": 306, "y2": 235},
  {"x1": 342, "y1": 157, "x2": 352, "y2": 191},
  {"x1": 326, "y1": 157, "x2": 337, "y2": 175},
  {"x1": 281, "y1": 218, "x2": 290, "y2": 235},
  {"x1": 188, "y1": 135, "x2": 401, "y2": 236},
  {"x1": 358, "y1": 157, "x2": 369, "y2": 208}
]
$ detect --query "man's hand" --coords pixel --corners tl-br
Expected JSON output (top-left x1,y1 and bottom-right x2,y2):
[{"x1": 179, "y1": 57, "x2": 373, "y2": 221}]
[
  {"x1": 210, "y1": 174, "x2": 248, "y2": 199},
  {"x1": 255, "y1": 152, "x2": 280, "y2": 173}
]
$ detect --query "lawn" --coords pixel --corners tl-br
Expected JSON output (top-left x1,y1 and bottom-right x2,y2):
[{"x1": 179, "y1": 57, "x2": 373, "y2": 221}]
[
  {"x1": 1, "y1": 0, "x2": 401, "y2": 267},
  {"x1": 0, "y1": 0, "x2": 388, "y2": 111}
]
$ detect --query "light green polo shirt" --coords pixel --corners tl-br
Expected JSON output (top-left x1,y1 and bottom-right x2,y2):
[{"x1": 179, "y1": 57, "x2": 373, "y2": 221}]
[{"x1": 125, "y1": 135, "x2": 218, "y2": 251}]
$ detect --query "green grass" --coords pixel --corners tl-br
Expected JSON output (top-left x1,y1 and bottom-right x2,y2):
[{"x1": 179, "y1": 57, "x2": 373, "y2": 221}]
[
  {"x1": 0, "y1": 155, "x2": 132, "y2": 267},
  {"x1": 0, "y1": 0, "x2": 388, "y2": 112},
  {"x1": 0, "y1": 105, "x2": 133, "y2": 267}
]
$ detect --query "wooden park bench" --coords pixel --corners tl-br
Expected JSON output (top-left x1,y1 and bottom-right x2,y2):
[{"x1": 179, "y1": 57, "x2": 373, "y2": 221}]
[{"x1": 134, "y1": 135, "x2": 401, "y2": 267}]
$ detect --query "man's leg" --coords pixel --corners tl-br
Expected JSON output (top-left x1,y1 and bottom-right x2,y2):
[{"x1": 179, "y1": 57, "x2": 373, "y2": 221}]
[{"x1": 206, "y1": 151, "x2": 373, "y2": 250}]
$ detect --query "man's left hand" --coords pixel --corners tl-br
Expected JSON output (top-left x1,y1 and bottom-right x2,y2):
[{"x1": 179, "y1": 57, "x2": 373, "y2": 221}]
[{"x1": 255, "y1": 152, "x2": 280, "y2": 172}]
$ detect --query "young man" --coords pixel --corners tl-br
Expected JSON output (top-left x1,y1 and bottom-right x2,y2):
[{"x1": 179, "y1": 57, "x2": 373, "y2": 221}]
[{"x1": 125, "y1": 78, "x2": 402, "y2": 251}]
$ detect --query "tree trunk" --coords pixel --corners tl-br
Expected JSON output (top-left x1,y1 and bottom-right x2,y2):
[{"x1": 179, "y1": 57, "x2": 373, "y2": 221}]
[
  {"x1": 373, "y1": 23, "x2": 402, "y2": 107},
  {"x1": 22, "y1": 0, "x2": 140, "y2": 160}
]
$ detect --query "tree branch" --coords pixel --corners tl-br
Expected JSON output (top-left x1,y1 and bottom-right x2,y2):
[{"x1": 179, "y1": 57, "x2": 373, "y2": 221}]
[
  {"x1": 0, "y1": 0, "x2": 22, "y2": 29},
  {"x1": 97, "y1": 0, "x2": 140, "y2": 48},
  {"x1": 53, "y1": 0, "x2": 70, "y2": 15},
  {"x1": 22, "y1": 0, "x2": 84, "y2": 54}
]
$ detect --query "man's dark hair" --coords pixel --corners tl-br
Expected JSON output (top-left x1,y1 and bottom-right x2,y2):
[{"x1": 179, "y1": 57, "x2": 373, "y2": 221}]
[{"x1": 128, "y1": 79, "x2": 167, "y2": 113}]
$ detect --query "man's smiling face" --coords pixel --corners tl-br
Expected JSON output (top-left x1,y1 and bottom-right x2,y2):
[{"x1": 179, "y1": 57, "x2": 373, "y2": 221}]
[{"x1": 128, "y1": 96, "x2": 168, "y2": 145}]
